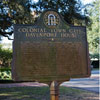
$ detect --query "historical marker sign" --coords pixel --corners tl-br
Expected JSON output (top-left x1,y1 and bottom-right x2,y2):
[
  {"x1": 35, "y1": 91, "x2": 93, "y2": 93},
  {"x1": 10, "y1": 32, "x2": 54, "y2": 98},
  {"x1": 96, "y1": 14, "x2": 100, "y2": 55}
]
[{"x1": 12, "y1": 10, "x2": 91, "y2": 83}]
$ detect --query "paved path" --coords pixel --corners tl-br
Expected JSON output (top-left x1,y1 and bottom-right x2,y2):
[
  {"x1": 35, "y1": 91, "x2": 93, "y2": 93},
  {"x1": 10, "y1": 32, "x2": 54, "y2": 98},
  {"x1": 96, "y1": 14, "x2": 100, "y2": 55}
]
[
  {"x1": 61, "y1": 70, "x2": 99, "y2": 93},
  {"x1": 0, "y1": 70, "x2": 99, "y2": 93},
  {"x1": 0, "y1": 82, "x2": 48, "y2": 88}
]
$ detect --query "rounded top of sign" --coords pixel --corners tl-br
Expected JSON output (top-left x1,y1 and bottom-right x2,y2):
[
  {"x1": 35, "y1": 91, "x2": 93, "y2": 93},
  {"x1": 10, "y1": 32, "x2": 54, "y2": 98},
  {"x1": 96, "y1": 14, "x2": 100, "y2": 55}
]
[
  {"x1": 43, "y1": 10, "x2": 60, "y2": 28},
  {"x1": 35, "y1": 9, "x2": 70, "y2": 29}
]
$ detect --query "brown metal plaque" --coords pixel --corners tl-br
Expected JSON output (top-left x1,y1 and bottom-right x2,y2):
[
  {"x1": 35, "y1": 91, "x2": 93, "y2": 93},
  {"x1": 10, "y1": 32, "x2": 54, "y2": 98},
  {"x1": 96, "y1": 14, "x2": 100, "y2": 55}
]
[{"x1": 12, "y1": 10, "x2": 91, "y2": 83}]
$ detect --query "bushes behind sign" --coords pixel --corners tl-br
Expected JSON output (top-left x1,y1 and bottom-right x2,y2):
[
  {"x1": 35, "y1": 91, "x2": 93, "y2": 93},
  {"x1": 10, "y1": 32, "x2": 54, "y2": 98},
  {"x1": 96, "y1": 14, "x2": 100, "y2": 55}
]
[{"x1": 0, "y1": 45, "x2": 12, "y2": 68}]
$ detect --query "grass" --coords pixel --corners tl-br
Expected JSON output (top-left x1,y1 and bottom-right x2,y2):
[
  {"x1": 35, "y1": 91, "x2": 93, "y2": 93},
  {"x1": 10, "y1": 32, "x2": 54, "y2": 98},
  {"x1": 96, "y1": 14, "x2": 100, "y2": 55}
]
[
  {"x1": 0, "y1": 86, "x2": 50, "y2": 100},
  {"x1": 0, "y1": 86, "x2": 99, "y2": 100},
  {"x1": 59, "y1": 87, "x2": 99, "y2": 100}
]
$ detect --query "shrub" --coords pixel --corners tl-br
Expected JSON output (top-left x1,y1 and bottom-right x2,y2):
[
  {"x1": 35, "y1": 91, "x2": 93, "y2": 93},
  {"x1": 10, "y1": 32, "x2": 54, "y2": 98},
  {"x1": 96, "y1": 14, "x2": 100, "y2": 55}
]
[
  {"x1": 0, "y1": 68, "x2": 12, "y2": 80},
  {"x1": 0, "y1": 45, "x2": 12, "y2": 68}
]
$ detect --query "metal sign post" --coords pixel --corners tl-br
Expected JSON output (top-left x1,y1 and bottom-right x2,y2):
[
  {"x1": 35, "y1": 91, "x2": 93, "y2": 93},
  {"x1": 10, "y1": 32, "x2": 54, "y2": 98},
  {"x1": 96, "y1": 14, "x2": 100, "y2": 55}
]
[{"x1": 50, "y1": 81, "x2": 59, "y2": 100}]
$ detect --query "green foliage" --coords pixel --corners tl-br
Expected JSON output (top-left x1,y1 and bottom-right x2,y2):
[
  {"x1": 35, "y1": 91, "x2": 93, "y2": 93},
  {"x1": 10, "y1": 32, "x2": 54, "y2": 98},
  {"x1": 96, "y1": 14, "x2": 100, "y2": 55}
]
[
  {"x1": 87, "y1": 0, "x2": 99, "y2": 59},
  {"x1": 89, "y1": 53, "x2": 99, "y2": 60},
  {"x1": 0, "y1": 69, "x2": 11, "y2": 80},
  {"x1": 35, "y1": 0, "x2": 90, "y2": 25},
  {"x1": 0, "y1": 71, "x2": 12, "y2": 80},
  {"x1": 0, "y1": 0, "x2": 35, "y2": 38},
  {"x1": 0, "y1": 45, "x2": 12, "y2": 68},
  {"x1": 0, "y1": 0, "x2": 90, "y2": 39}
]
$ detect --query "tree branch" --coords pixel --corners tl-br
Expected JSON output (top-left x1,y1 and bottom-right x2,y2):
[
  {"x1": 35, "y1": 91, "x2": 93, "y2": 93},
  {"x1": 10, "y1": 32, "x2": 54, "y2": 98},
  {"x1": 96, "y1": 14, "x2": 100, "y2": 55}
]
[{"x1": 0, "y1": 30, "x2": 14, "y2": 40}]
